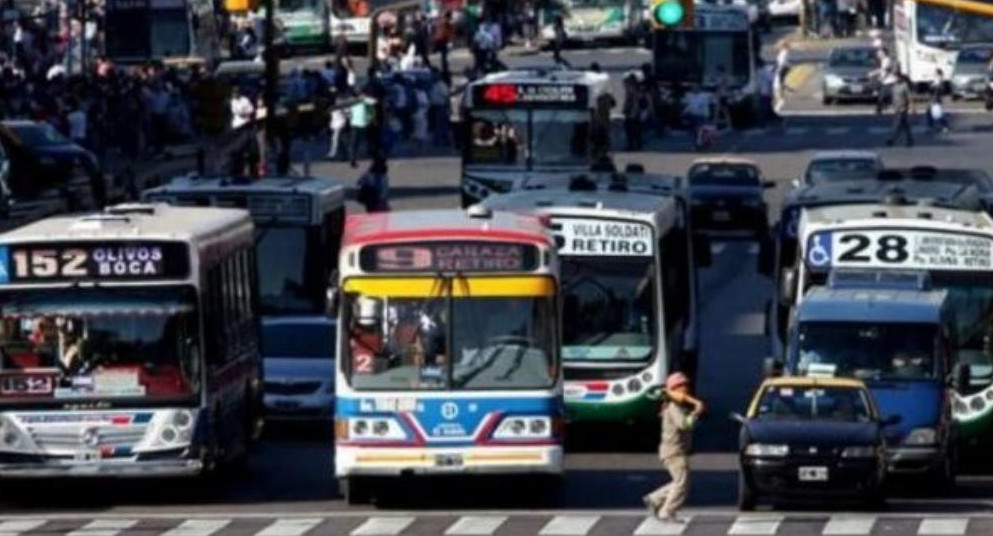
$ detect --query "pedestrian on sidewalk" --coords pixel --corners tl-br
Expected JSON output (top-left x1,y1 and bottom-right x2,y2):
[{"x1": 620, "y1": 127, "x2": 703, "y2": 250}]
[
  {"x1": 551, "y1": 16, "x2": 572, "y2": 68},
  {"x1": 927, "y1": 68, "x2": 950, "y2": 134},
  {"x1": 643, "y1": 372, "x2": 706, "y2": 522},
  {"x1": 886, "y1": 72, "x2": 915, "y2": 147}
]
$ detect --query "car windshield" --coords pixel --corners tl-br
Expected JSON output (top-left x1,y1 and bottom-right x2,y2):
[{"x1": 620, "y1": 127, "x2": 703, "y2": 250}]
[
  {"x1": 797, "y1": 322, "x2": 938, "y2": 381},
  {"x1": 805, "y1": 159, "x2": 878, "y2": 184},
  {"x1": 561, "y1": 257, "x2": 655, "y2": 362},
  {"x1": 957, "y1": 48, "x2": 993, "y2": 65},
  {"x1": 689, "y1": 163, "x2": 760, "y2": 187},
  {"x1": 753, "y1": 385, "x2": 873, "y2": 422},
  {"x1": 917, "y1": 3, "x2": 993, "y2": 47},
  {"x1": 0, "y1": 287, "x2": 200, "y2": 402},
  {"x1": 262, "y1": 322, "x2": 335, "y2": 359},
  {"x1": 829, "y1": 49, "x2": 879, "y2": 68},
  {"x1": 8, "y1": 123, "x2": 69, "y2": 147},
  {"x1": 345, "y1": 279, "x2": 557, "y2": 390}
]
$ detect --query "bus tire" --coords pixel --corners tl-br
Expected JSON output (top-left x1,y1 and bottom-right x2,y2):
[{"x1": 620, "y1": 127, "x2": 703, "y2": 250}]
[{"x1": 341, "y1": 477, "x2": 373, "y2": 505}]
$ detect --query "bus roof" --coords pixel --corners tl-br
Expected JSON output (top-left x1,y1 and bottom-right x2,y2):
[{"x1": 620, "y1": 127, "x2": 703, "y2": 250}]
[
  {"x1": 0, "y1": 203, "x2": 252, "y2": 245},
  {"x1": 147, "y1": 174, "x2": 347, "y2": 199},
  {"x1": 802, "y1": 203, "x2": 993, "y2": 230},
  {"x1": 479, "y1": 187, "x2": 676, "y2": 225},
  {"x1": 799, "y1": 287, "x2": 947, "y2": 324},
  {"x1": 519, "y1": 172, "x2": 683, "y2": 197},
  {"x1": 783, "y1": 179, "x2": 983, "y2": 212},
  {"x1": 343, "y1": 209, "x2": 552, "y2": 248}
]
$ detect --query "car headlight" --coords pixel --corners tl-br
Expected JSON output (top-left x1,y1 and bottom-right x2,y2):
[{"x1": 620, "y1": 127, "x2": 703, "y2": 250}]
[
  {"x1": 343, "y1": 418, "x2": 407, "y2": 441},
  {"x1": 904, "y1": 427, "x2": 937, "y2": 446},
  {"x1": 132, "y1": 409, "x2": 199, "y2": 453},
  {"x1": 744, "y1": 443, "x2": 789, "y2": 457},
  {"x1": 824, "y1": 74, "x2": 845, "y2": 88},
  {"x1": 492, "y1": 416, "x2": 552, "y2": 440},
  {"x1": 841, "y1": 446, "x2": 877, "y2": 458}
]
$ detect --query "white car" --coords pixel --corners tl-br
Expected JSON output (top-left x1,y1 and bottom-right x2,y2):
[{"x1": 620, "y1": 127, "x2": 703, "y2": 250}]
[
  {"x1": 262, "y1": 317, "x2": 337, "y2": 422},
  {"x1": 768, "y1": 0, "x2": 801, "y2": 18}
]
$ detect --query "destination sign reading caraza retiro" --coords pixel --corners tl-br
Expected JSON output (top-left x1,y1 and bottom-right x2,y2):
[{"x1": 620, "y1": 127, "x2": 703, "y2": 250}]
[
  {"x1": 0, "y1": 242, "x2": 190, "y2": 283},
  {"x1": 361, "y1": 242, "x2": 539, "y2": 273},
  {"x1": 555, "y1": 219, "x2": 654, "y2": 256}
]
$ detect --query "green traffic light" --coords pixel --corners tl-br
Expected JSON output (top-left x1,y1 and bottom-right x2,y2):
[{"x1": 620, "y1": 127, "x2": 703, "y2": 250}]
[{"x1": 654, "y1": 0, "x2": 684, "y2": 25}]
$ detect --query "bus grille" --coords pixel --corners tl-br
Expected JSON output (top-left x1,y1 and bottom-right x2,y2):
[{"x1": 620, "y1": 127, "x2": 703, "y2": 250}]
[{"x1": 27, "y1": 425, "x2": 148, "y2": 453}]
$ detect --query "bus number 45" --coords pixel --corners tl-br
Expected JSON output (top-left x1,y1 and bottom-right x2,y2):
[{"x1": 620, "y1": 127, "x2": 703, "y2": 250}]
[{"x1": 838, "y1": 234, "x2": 909, "y2": 264}]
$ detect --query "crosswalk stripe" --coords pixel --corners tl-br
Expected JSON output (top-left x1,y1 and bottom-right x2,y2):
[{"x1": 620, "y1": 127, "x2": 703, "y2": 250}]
[
  {"x1": 918, "y1": 518, "x2": 969, "y2": 535},
  {"x1": 256, "y1": 518, "x2": 323, "y2": 536},
  {"x1": 826, "y1": 127, "x2": 850, "y2": 135},
  {"x1": 445, "y1": 516, "x2": 508, "y2": 535},
  {"x1": 728, "y1": 515, "x2": 782, "y2": 535},
  {"x1": 67, "y1": 519, "x2": 139, "y2": 536},
  {"x1": 822, "y1": 515, "x2": 875, "y2": 535},
  {"x1": 161, "y1": 519, "x2": 231, "y2": 536},
  {"x1": 0, "y1": 520, "x2": 47, "y2": 536},
  {"x1": 633, "y1": 516, "x2": 690, "y2": 535},
  {"x1": 538, "y1": 515, "x2": 599, "y2": 535},
  {"x1": 351, "y1": 517, "x2": 416, "y2": 536}
]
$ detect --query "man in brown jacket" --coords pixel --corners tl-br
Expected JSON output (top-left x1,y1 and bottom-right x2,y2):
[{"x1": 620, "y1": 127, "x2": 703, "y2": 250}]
[{"x1": 644, "y1": 372, "x2": 706, "y2": 521}]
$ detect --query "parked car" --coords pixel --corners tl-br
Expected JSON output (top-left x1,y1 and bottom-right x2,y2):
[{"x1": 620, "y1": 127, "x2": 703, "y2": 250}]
[
  {"x1": 951, "y1": 45, "x2": 993, "y2": 101},
  {"x1": 687, "y1": 158, "x2": 774, "y2": 237},
  {"x1": 262, "y1": 317, "x2": 337, "y2": 422},
  {"x1": 822, "y1": 46, "x2": 880, "y2": 105},
  {"x1": 799, "y1": 150, "x2": 883, "y2": 187},
  {"x1": 731, "y1": 376, "x2": 898, "y2": 510}
]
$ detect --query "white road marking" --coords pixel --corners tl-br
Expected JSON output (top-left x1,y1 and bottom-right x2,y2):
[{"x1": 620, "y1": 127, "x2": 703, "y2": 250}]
[
  {"x1": 161, "y1": 519, "x2": 232, "y2": 536},
  {"x1": 0, "y1": 520, "x2": 47, "y2": 536},
  {"x1": 728, "y1": 515, "x2": 782, "y2": 535},
  {"x1": 256, "y1": 518, "x2": 323, "y2": 536},
  {"x1": 445, "y1": 516, "x2": 508, "y2": 535},
  {"x1": 67, "y1": 519, "x2": 139, "y2": 536},
  {"x1": 538, "y1": 515, "x2": 599, "y2": 535},
  {"x1": 822, "y1": 515, "x2": 875, "y2": 535},
  {"x1": 711, "y1": 243, "x2": 727, "y2": 255},
  {"x1": 826, "y1": 127, "x2": 851, "y2": 135},
  {"x1": 917, "y1": 518, "x2": 969, "y2": 535},
  {"x1": 351, "y1": 517, "x2": 416, "y2": 536},
  {"x1": 633, "y1": 516, "x2": 690, "y2": 535},
  {"x1": 785, "y1": 127, "x2": 810, "y2": 135}
]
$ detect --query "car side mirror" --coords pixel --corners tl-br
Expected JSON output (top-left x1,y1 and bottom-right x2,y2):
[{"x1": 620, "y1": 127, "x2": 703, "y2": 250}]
[
  {"x1": 729, "y1": 411, "x2": 747, "y2": 425},
  {"x1": 952, "y1": 362, "x2": 970, "y2": 392},
  {"x1": 763, "y1": 356, "x2": 784, "y2": 377},
  {"x1": 779, "y1": 267, "x2": 797, "y2": 305},
  {"x1": 762, "y1": 180, "x2": 776, "y2": 189},
  {"x1": 694, "y1": 233, "x2": 712, "y2": 268},
  {"x1": 880, "y1": 414, "x2": 902, "y2": 427}
]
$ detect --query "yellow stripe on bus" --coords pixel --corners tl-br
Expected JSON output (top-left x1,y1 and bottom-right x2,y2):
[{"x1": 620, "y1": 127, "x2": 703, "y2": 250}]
[
  {"x1": 914, "y1": 0, "x2": 993, "y2": 17},
  {"x1": 343, "y1": 277, "x2": 556, "y2": 298}
]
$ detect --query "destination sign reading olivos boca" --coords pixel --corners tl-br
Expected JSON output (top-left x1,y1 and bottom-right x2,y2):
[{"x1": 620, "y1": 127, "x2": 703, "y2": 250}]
[
  {"x1": 554, "y1": 218, "x2": 654, "y2": 256},
  {"x1": 0, "y1": 241, "x2": 190, "y2": 283}
]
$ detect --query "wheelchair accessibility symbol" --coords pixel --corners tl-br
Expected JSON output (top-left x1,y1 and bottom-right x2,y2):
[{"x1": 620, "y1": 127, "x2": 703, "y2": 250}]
[{"x1": 807, "y1": 234, "x2": 832, "y2": 268}]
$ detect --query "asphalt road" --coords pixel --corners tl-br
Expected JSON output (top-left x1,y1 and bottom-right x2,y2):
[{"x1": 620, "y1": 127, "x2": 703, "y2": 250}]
[{"x1": 4, "y1": 27, "x2": 993, "y2": 536}]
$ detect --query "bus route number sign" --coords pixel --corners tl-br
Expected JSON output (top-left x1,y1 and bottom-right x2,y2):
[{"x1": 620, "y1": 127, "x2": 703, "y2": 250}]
[
  {"x1": 0, "y1": 242, "x2": 190, "y2": 283},
  {"x1": 360, "y1": 242, "x2": 539, "y2": 273},
  {"x1": 473, "y1": 84, "x2": 589, "y2": 108},
  {"x1": 805, "y1": 230, "x2": 993, "y2": 271}
]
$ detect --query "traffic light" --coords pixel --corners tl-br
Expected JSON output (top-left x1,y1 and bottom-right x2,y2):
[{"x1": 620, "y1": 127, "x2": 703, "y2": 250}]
[{"x1": 649, "y1": 0, "x2": 693, "y2": 29}]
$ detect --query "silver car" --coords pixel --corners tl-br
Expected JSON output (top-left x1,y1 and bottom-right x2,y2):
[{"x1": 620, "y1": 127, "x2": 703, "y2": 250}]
[
  {"x1": 951, "y1": 46, "x2": 993, "y2": 101},
  {"x1": 262, "y1": 317, "x2": 336, "y2": 422},
  {"x1": 822, "y1": 46, "x2": 880, "y2": 105},
  {"x1": 798, "y1": 150, "x2": 884, "y2": 187}
]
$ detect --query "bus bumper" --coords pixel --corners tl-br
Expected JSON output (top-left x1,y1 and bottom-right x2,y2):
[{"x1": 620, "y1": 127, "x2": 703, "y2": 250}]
[
  {"x1": 0, "y1": 457, "x2": 203, "y2": 478},
  {"x1": 335, "y1": 444, "x2": 563, "y2": 477},
  {"x1": 565, "y1": 392, "x2": 658, "y2": 425}
]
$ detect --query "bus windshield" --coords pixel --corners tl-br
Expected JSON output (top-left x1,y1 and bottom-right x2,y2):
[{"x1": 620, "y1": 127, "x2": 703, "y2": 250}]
[
  {"x1": 465, "y1": 109, "x2": 590, "y2": 169},
  {"x1": 345, "y1": 281, "x2": 557, "y2": 391},
  {"x1": 149, "y1": 8, "x2": 192, "y2": 58},
  {"x1": 796, "y1": 322, "x2": 938, "y2": 381},
  {"x1": 279, "y1": 0, "x2": 321, "y2": 12},
  {"x1": 916, "y1": 3, "x2": 993, "y2": 47},
  {"x1": 561, "y1": 257, "x2": 655, "y2": 362},
  {"x1": 0, "y1": 287, "x2": 201, "y2": 401},
  {"x1": 567, "y1": 0, "x2": 625, "y2": 7},
  {"x1": 934, "y1": 273, "x2": 993, "y2": 392},
  {"x1": 654, "y1": 31, "x2": 751, "y2": 87},
  {"x1": 331, "y1": 0, "x2": 369, "y2": 17}
]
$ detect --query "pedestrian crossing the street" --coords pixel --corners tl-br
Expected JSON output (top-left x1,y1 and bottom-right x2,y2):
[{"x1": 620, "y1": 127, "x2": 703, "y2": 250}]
[{"x1": 0, "y1": 514, "x2": 988, "y2": 536}]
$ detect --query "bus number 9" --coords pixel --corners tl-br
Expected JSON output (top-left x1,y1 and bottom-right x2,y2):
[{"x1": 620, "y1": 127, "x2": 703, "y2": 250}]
[{"x1": 13, "y1": 249, "x2": 88, "y2": 279}]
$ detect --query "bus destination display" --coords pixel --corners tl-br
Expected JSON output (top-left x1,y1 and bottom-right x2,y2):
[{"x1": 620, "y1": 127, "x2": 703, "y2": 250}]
[
  {"x1": 0, "y1": 242, "x2": 190, "y2": 283},
  {"x1": 554, "y1": 218, "x2": 654, "y2": 256},
  {"x1": 360, "y1": 242, "x2": 539, "y2": 273},
  {"x1": 473, "y1": 84, "x2": 589, "y2": 108}
]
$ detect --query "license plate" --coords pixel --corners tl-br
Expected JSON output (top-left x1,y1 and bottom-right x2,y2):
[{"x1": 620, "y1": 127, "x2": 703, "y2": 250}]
[
  {"x1": 850, "y1": 84, "x2": 864, "y2": 93},
  {"x1": 435, "y1": 453, "x2": 464, "y2": 468},
  {"x1": 713, "y1": 211, "x2": 730, "y2": 222},
  {"x1": 73, "y1": 450, "x2": 100, "y2": 463},
  {"x1": 798, "y1": 466, "x2": 828, "y2": 482}
]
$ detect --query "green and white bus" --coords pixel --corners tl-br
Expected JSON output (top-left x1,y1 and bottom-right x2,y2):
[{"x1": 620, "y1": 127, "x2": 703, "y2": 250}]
[
  {"x1": 481, "y1": 179, "x2": 702, "y2": 426},
  {"x1": 541, "y1": 0, "x2": 646, "y2": 44}
]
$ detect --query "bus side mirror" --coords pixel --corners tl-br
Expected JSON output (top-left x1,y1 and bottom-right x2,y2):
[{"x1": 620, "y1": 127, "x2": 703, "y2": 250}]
[
  {"x1": 694, "y1": 234, "x2": 712, "y2": 268},
  {"x1": 779, "y1": 267, "x2": 797, "y2": 305},
  {"x1": 952, "y1": 362, "x2": 970, "y2": 392},
  {"x1": 763, "y1": 357, "x2": 783, "y2": 377},
  {"x1": 756, "y1": 234, "x2": 774, "y2": 277}
]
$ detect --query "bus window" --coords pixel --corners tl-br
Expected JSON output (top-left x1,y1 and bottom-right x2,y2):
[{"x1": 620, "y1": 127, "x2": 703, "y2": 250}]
[
  {"x1": 466, "y1": 111, "x2": 528, "y2": 167},
  {"x1": 532, "y1": 109, "x2": 589, "y2": 167}
]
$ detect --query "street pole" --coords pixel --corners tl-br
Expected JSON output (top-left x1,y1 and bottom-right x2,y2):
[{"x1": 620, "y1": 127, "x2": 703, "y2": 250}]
[{"x1": 262, "y1": 0, "x2": 278, "y2": 170}]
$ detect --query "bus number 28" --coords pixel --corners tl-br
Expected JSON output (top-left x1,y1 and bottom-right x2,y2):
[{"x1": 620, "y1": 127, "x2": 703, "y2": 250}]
[
  {"x1": 13, "y1": 249, "x2": 88, "y2": 279},
  {"x1": 838, "y1": 234, "x2": 909, "y2": 264}
]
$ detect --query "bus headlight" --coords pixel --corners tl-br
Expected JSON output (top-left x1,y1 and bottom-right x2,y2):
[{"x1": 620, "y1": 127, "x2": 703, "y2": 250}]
[
  {"x1": 343, "y1": 418, "x2": 407, "y2": 441},
  {"x1": 903, "y1": 427, "x2": 937, "y2": 446},
  {"x1": 492, "y1": 417, "x2": 552, "y2": 440},
  {"x1": 133, "y1": 409, "x2": 199, "y2": 453}
]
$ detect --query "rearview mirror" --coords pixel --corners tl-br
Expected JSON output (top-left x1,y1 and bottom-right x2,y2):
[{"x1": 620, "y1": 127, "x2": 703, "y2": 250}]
[
  {"x1": 880, "y1": 414, "x2": 902, "y2": 427},
  {"x1": 729, "y1": 412, "x2": 747, "y2": 424},
  {"x1": 763, "y1": 356, "x2": 783, "y2": 377}
]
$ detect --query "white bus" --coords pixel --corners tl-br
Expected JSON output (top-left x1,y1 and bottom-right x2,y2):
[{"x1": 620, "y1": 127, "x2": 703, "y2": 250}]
[
  {"x1": 893, "y1": 0, "x2": 993, "y2": 88},
  {"x1": 460, "y1": 70, "x2": 611, "y2": 207},
  {"x1": 0, "y1": 204, "x2": 262, "y2": 477},
  {"x1": 541, "y1": 0, "x2": 645, "y2": 44},
  {"x1": 331, "y1": 0, "x2": 372, "y2": 45}
]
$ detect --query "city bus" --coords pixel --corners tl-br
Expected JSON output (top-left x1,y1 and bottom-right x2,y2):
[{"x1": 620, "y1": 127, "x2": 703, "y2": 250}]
[
  {"x1": 143, "y1": 174, "x2": 347, "y2": 317},
  {"x1": 788, "y1": 202, "x2": 993, "y2": 460},
  {"x1": 0, "y1": 203, "x2": 262, "y2": 477},
  {"x1": 460, "y1": 69, "x2": 611, "y2": 207},
  {"x1": 104, "y1": 0, "x2": 222, "y2": 68},
  {"x1": 331, "y1": 0, "x2": 372, "y2": 46},
  {"x1": 480, "y1": 180, "x2": 701, "y2": 427},
  {"x1": 332, "y1": 208, "x2": 563, "y2": 504},
  {"x1": 893, "y1": 0, "x2": 993, "y2": 89},
  {"x1": 269, "y1": 0, "x2": 330, "y2": 51},
  {"x1": 761, "y1": 176, "x2": 984, "y2": 357},
  {"x1": 540, "y1": 0, "x2": 645, "y2": 44}
]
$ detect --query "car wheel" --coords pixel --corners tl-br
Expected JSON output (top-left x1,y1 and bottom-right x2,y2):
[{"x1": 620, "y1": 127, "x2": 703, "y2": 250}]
[{"x1": 737, "y1": 472, "x2": 757, "y2": 511}]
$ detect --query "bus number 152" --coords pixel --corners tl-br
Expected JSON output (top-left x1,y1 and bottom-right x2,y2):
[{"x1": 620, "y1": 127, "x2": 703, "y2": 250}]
[{"x1": 13, "y1": 249, "x2": 88, "y2": 279}]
